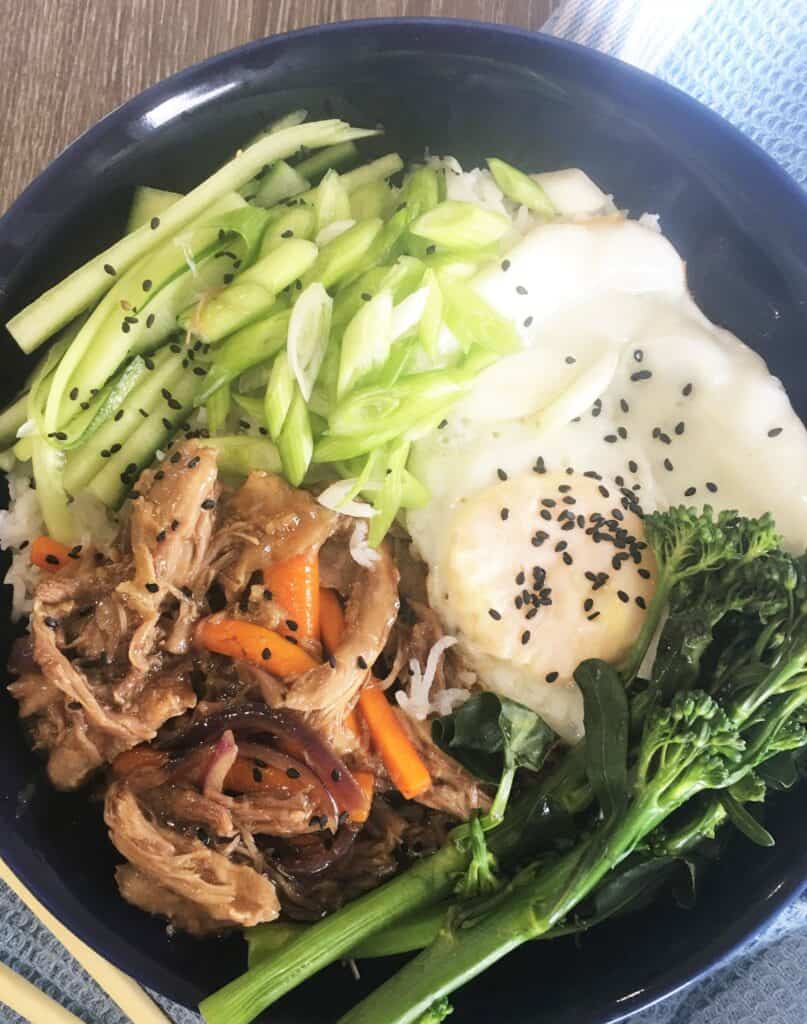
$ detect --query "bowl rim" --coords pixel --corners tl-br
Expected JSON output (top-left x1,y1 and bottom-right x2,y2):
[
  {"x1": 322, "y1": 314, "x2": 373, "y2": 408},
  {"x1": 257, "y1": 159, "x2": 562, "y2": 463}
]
[{"x1": 1, "y1": 15, "x2": 806, "y2": 1023}]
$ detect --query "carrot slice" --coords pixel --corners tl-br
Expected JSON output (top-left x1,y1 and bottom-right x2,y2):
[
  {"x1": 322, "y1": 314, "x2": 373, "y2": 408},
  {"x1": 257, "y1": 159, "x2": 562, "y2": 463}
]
[
  {"x1": 319, "y1": 587, "x2": 345, "y2": 656},
  {"x1": 30, "y1": 536, "x2": 70, "y2": 572},
  {"x1": 224, "y1": 755, "x2": 291, "y2": 793},
  {"x1": 264, "y1": 551, "x2": 320, "y2": 642},
  {"x1": 357, "y1": 685, "x2": 432, "y2": 800},
  {"x1": 197, "y1": 617, "x2": 318, "y2": 678},
  {"x1": 111, "y1": 746, "x2": 169, "y2": 777},
  {"x1": 350, "y1": 769, "x2": 375, "y2": 823}
]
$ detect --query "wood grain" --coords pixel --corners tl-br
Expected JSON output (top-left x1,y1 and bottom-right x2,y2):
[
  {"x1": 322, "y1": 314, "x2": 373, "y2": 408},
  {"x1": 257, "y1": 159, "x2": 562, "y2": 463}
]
[{"x1": 0, "y1": 0, "x2": 555, "y2": 215}]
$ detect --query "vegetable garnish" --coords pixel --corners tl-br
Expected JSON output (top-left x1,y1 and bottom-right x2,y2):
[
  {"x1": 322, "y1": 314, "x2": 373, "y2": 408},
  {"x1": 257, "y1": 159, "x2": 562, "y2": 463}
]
[
  {"x1": 196, "y1": 617, "x2": 318, "y2": 677},
  {"x1": 262, "y1": 550, "x2": 320, "y2": 642},
  {"x1": 30, "y1": 535, "x2": 70, "y2": 572},
  {"x1": 357, "y1": 685, "x2": 432, "y2": 800}
]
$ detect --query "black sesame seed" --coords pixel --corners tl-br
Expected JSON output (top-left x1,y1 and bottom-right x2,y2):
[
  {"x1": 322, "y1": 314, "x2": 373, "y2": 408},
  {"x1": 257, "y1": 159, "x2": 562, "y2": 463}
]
[
  {"x1": 328, "y1": 654, "x2": 336, "y2": 668},
  {"x1": 261, "y1": 647, "x2": 271, "y2": 660},
  {"x1": 150, "y1": 216, "x2": 160, "y2": 230},
  {"x1": 604, "y1": 434, "x2": 618, "y2": 444},
  {"x1": 540, "y1": 509, "x2": 552, "y2": 521},
  {"x1": 768, "y1": 427, "x2": 783, "y2": 438},
  {"x1": 169, "y1": 451, "x2": 181, "y2": 464},
  {"x1": 80, "y1": 401, "x2": 90, "y2": 409},
  {"x1": 598, "y1": 485, "x2": 610, "y2": 499},
  {"x1": 705, "y1": 481, "x2": 718, "y2": 493},
  {"x1": 281, "y1": 229, "x2": 294, "y2": 239},
  {"x1": 562, "y1": 552, "x2": 573, "y2": 565},
  {"x1": 426, "y1": 245, "x2": 436, "y2": 255},
  {"x1": 263, "y1": 588, "x2": 272, "y2": 600},
  {"x1": 331, "y1": 768, "x2": 342, "y2": 782},
  {"x1": 516, "y1": 285, "x2": 528, "y2": 295},
  {"x1": 69, "y1": 386, "x2": 79, "y2": 401},
  {"x1": 523, "y1": 316, "x2": 534, "y2": 328},
  {"x1": 635, "y1": 595, "x2": 647, "y2": 609},
  {"x1": 500, "y1": 507, "x2": 510, "y2": 521},
  {"x1": 488, "y1": 608, "x2": 502, "y2": 621},
  {"x1": 683, "y1": 486, "x2": 697, "y2": 497},
  {"x1": 628, "y1": 460, "x2": 638, "y2": 474},
  {"x1": 521, "y1": 630, "x2": 530, "y2": 645},
  {"x1": 201, "y1": 498, "x2": 216, "y2": 510},
  {"x1": 541, "y1": 498, "x2": 556, "y2": 508},
  {"x1": 587, "y1": 611, "x2": 601, "y2": 620},
  {"x1": 682, "y1": 382, "x2": 693, "y2": 396},
  {"x1": 121, "y1": 321, "x2": 131, "y2": 334},
  {"x1": 162, "y1": 417, "x2": 172, "y2": 430},
  {"x1": 663, "y1": 458, "x2": 674, "y2": 472},
  {"x1": 620, "y1": 398, "x2": 630, "y2": 414},
  {"x1": 545, "y1": 671, "x2": 558, "y2": 683},
  {"x1": 565, "y1": 355, "x2": 576, "y2": 365},
  {"x1": 526, "y1": 607, "x2": 538, "y2": 619},
  {"x1": 675, "y1": 421, "x2": 685, "y2": 436},
  {"x1": 145, "y1": 582, "x2": 159, "y2": 593},
  {"x1": 193, "y1": 366, "x2": 207, "y2": 377},
  {"x1": 617, "y1": 427, "x2": 628, "y2": 440},
  {"x1": 561, "y1": 521, "x2": 575, "y2": 531},
  {"x1": 146, "y1": 314, "x2": 156, "y2": 328},
  {"x1": 357, "y1": 655, "x2": 368, "y2": 669},
  {"x1": 534, "y1": 456, "x2": 546, "y2": 474},
  {"x1": 103, "y1": 263, "x2": 116, "y2": 276},
  {"x1": 142, "y1": 279, "x2": 153, "y2": 292},
  {"x1": 223, "y1": 273, "x2": 234, "y2": 285},
  {"x1": 630, "y1": 370, "x2": 652, "y2": 382},
  {"x1": 286, "y1": 619, "x2": 299, "y2": 632},
  {"x1": 633, "y1": 349, "x2": 644, "y2": 362},
  {"x1": 188, "y1": 455, "x2": 201, "y2": 468},
  {"x1": 501, "y1": 259, "x2": 511, "y2": 271},
  {"x1": 617, "y1": 590, "x2": 629, "y2": 603},
  {"x1": 497, "y1": 468, "x2": 508, "y2": 481},
  {"x1": 516, "y1": 571, "x2": 526, "y2": 584}
]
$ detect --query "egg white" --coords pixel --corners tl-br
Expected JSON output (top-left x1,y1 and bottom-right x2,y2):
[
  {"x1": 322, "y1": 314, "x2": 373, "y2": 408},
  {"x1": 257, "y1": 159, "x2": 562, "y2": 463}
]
[{"x1": 408, "y1": 198, "x2": 807, "y2": 742}]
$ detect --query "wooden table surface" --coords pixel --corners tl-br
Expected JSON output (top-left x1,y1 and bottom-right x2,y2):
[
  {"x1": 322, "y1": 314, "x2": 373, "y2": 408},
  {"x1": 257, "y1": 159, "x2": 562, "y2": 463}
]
[{"x1": 1, "y1": 0, "x2": 555, "y2": 214}]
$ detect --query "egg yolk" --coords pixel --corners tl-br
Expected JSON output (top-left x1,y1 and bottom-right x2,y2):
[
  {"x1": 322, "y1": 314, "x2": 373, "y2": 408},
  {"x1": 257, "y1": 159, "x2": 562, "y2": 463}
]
[{"x1": 441, "y1": 471, "x2": 656, "y2": 685}]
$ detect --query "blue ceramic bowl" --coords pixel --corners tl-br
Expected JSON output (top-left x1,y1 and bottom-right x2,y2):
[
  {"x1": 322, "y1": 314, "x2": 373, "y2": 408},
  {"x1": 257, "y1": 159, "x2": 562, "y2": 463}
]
[{"x1": 1, "y1": 18, "x2": 806, "y2": 1024}]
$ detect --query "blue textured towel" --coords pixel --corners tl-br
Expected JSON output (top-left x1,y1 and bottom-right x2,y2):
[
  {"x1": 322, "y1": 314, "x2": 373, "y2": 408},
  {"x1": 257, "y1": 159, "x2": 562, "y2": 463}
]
[{"x1": 2, "y1": 3, "x2": 806, "y2": 1022}]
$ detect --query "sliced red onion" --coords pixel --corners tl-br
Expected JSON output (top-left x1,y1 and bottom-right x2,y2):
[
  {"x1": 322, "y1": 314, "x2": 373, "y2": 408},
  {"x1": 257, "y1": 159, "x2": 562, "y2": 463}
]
[
  {"x1": 202, "y1": 729, "x2": 238, "y2": 797},
  {"x1": 273, "y1": 824, "x2": 358, "y2": 877},
  {"x1": 159, "y1": 703, "x2": 367, "y2": 821}
]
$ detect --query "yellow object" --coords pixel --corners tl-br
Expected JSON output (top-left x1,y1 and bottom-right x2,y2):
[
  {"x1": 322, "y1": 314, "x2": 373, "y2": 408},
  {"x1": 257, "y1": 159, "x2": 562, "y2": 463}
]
[
  {"x1": 0, "y1": 857, "x2": 172, "y2": 1024},
  {"x1": 0, "y1": 961, "x2": 88, "y2": 1024}
]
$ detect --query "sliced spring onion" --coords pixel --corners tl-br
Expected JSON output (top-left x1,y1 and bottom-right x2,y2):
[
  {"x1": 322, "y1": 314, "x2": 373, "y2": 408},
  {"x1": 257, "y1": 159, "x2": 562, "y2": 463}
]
[
  {"x1": 368, "y1": 441, "x2": 409, "y2": 546},
  {"x1": 317, "y1": 369, "x2": 473, "y2": 459},
  {"x1": 390, "y1": 286, "x2": 429, "y2": 343},
  {"x1": 315, "y1": 220, "x2": 356, "y2": 247},
  {"x1": 487, "y1": 157, "x2": 556, "y2": 217},
  {"x1": 312, "y1": 170, "x2": 351, "y2": 232},
  {"x1": 410, "y1": 200, "x2": 511, "y2": 250},
  {"x1": 125, "y1": 186, "x2": 182, "y2": 233},
  {"x1": 277, "y1": 388, "x2": 313, "y2": 485},
  {"x1": 400, "y1": 166, "x2": 440, "y2": 219},
  {"x1": 205, "y1": 383, "x2": 231, "y2": 434},
  {"x1": 339, "y1": 153, "x2": 404, "y2": 195},
  {"x1": 252, "y1": 160, "x2": 309, "y2": 208},
  {"x1": 350, "y1": 180, "x2": 394, "y2": 220},
  {"x1": 8, "y1": 118, "x2": 374, "y2": 353},
  {"x1": 264, "y1": 351, "x2": 295, "y2": 439},
  {"x1": 294, "y1": 141, "x2": 359, "y2": 183},
  {"x1": 418, "y1": 269, "x2": 443, "y2": 360},
  {"x1": 195, "y1": 311, "x2": 290, "y2": 404},
  {"x1": 343, "y1": 207, "x2": 410, "y2": 283},
  {"x1": 202, "y1": 434, "x2": 281, "y2": 477},
  {"x1": 337, "y1": 290, "x2": 393, "y2": 398},
  {"x1": 237, "y1": 363, "x2": 272, "y2": 394},
  {"x1": 232, "y1": 393, "x2": 265, "y2": 422},
  {"x1": 259, "y1": 207, "x2": 316, "y2": 255},
  {"x1": 439, "y1": 276, "x2": 522, "y2": 355},
  {"x1": 331, "y1": 267, "x2": 389, "y2": 335},
  {"x1": 287, "y1": 283, "x2": 333, "y2": 401},
  {"x1": 63, "y1": 346, "x2": 182, "y2": 494},
  {"x1": 182, "y1": 239, "x2": 317, "y2": 342},
  {"x1": 303, "y1": 219, "x2": 382, "y2": 290}
]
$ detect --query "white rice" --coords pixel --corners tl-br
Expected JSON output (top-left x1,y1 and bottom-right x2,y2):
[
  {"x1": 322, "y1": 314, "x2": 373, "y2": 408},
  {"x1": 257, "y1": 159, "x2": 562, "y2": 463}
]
[
  {"x1": 396, "y1": 635, "x2": 470, "y2": 721},
  {"x1": 0, "y1": 465, "x2": 44, "y2": 620}
]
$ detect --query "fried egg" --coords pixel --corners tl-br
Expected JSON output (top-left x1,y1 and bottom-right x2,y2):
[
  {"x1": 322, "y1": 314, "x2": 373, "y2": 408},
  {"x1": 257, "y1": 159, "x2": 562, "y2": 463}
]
[{"x1": 408, "y1": 186, "x2": 807, "y2": 743}]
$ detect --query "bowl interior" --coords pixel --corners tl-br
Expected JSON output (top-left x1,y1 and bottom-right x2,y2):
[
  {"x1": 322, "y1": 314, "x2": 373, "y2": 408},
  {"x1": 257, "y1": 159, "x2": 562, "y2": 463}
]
[{"x1": 1, "y1": 20, "x2": 806, "y2": 1024}]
